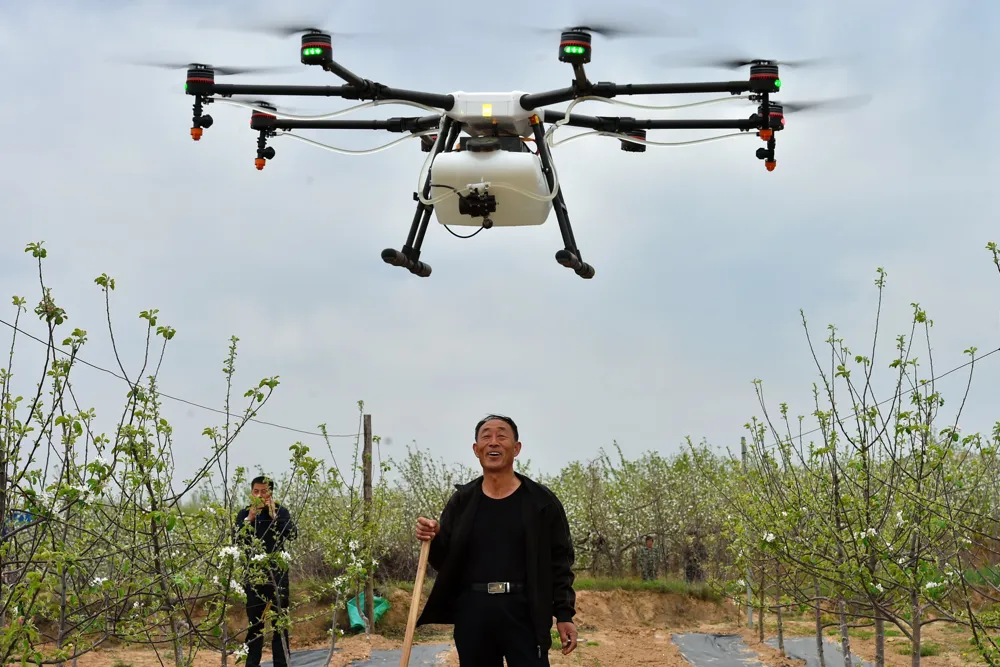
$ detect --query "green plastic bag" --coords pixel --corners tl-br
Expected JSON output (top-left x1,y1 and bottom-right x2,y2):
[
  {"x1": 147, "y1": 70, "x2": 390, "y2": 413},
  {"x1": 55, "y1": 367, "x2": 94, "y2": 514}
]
[{"x1": 346, "y1": 592, "x2": 391, "y2": 630}]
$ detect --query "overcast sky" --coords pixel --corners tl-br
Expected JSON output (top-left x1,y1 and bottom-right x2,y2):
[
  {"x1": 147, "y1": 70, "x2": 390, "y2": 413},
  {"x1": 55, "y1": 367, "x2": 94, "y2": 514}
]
[{"x1": 2, "y1": 0, "x2": 998, "y2": 489}]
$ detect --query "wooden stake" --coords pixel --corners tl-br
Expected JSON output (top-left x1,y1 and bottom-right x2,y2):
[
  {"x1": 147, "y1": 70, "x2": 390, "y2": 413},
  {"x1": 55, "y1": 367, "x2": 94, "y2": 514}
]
[
  {"x1": 399, "y1": 540, "x2": 431, "y2": 667},
  {"x1": 363, "y1": 414, "x2": 375, "y2": 627}
]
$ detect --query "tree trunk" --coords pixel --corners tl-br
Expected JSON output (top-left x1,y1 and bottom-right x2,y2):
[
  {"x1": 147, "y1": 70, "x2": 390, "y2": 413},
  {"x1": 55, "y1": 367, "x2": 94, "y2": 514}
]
[
  {"x1": 874, "y1": 613, "x2": 885, "y2": 667},
  {"x1": 758, "y1": 569, "x2": 765, "y2": 644},
  {"x1": 776, "y1": 604, "x2": 785, "y2": 655},
  {"x1": 838, "y1": 599, "x2": 853, "y2": 667},
  {"x1": 910, "y1": 595, "x2": 921, "y2": 667},
  {"x1": 815, "y1": 578, "x2": 826, "y2": 667}
]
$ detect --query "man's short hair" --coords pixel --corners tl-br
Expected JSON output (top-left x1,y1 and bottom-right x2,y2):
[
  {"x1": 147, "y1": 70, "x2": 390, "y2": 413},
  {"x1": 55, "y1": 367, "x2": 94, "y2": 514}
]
[
  {"x1": 475, "y1": 414, "x2": 518, "y2": 441},
  {"x1": 251, "y1": 475, "x2": 274, "y2": 491}
]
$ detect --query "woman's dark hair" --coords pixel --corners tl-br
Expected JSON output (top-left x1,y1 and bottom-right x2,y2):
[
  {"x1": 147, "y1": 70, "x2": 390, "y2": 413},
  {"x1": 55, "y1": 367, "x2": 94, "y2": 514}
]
[{"x1": 475, "y1": 414, "x2": 518, "y2": 441}]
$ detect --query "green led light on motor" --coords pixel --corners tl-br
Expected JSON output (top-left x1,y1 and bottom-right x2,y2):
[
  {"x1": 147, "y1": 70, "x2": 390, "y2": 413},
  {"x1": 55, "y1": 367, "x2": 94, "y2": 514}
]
[
  {"x1": 775, "y1": 79, "x2": 781, "y2": 88},
  {"x1": 302, "y1": 47, "x2": 326, "y2": 56},
  {"x1": 562, "y1": 45, "x2": 586, "y2": 54}
]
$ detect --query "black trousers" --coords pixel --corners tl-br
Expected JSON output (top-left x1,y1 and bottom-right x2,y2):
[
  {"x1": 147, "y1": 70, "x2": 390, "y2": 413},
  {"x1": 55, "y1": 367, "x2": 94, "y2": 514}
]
[
  {"x1": 245, "y1": 583, "x2": 290, "y2": 667},
  {"x1": 453, "y1": 589, "x2": 549, "y2": 666}
]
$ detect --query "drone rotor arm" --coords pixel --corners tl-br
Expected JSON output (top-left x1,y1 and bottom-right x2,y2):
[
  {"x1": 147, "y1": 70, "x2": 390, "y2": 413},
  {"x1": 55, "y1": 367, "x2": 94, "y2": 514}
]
[
  {"x1": 207, "y1": 82, "x2": 453, "y2": 110},
  {"x1": 521, "y1": 77, "x2": 776, "y2": 111},
  {"x1": 541, "y1": 110, "x2": 761, "y2": 132},
  {"x1": 252, "y1": 115, "x2": 440, "y2": 133}
]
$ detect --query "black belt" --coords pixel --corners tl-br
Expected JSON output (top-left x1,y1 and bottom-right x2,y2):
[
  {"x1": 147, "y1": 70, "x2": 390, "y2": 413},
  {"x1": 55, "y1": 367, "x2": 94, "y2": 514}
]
[{"x1": 469, "y1": 582, "x2": 525, "y2": 594}]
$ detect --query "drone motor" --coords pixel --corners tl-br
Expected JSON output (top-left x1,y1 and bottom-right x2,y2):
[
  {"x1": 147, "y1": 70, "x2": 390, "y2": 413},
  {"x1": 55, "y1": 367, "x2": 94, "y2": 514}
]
[
  {"x1": 559, "y1": 29, "x2": 592, "y2": 65},
  {"x1": 620, "y1": 129, "x2": 647, "y2": 152},
  {"x1": 300, "y1": 30, "x2": 333, "y2": 66}
]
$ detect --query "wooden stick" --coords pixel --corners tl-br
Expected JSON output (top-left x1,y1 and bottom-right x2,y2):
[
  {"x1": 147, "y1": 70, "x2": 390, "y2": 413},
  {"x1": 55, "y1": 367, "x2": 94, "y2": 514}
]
[{"x1": 399, "y1": 539, "x2": 431, "y2": 667}]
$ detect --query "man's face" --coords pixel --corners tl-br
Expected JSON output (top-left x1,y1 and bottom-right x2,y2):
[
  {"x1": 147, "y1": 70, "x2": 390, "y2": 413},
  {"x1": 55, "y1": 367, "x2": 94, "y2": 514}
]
[
  {"x1": 473, "y1": 419, "x2": 521, "y2": 472},
  {"x1": 646, "y1": 538, "x2": 654, "y2": 549},
  {"x1": 251, "y1": 483, "x2": 272, "y2": 505}
]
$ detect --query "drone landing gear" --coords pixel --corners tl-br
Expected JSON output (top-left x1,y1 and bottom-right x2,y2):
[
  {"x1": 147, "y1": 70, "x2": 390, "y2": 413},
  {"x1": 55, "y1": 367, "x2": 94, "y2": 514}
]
[
  {"x1": 381, "y1": 116, "x2": 461, "y2": 277},
  {"x1": 530, "y1": 115, "x2": 594, "y2": 279}
]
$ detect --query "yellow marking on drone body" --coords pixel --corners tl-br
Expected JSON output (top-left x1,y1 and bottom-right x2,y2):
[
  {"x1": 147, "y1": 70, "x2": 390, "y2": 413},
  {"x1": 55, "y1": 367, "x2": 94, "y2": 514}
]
[{"x1": 481, "y1": 103, "x2": 493, "y2": 117}]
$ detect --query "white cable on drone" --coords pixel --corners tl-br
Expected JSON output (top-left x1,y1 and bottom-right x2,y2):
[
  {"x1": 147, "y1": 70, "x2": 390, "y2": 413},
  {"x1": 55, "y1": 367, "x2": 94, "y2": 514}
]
[
  {"x1": 548, "y1": 130, "x2": 754, "y2": 148},
  {"x1": 211, "y1": 97, "x2": 440, "y2": 120},
  {"x1": 273, "y1": 129, "x2": 437, "y2": 155},
  {"x1": 573, "y1": 94, "x2": 751, "y2": 112},
  {"x1": 544, "y1": 94, "x2": 750, "y2": 149},
  {"x1": 609, "y1": 131, "x2": 754, "y2": 147}
]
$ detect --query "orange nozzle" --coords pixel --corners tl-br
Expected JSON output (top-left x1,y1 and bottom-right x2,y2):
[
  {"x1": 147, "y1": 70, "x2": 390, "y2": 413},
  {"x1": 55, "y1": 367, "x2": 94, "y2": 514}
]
[
  {"x1": 759, "y1": 129, "x2": 773, "y2": 141},
  {"x1": 191, "y1": 127, "x2": 203, "y2": 141},
  {"x1": 529, "y1": 114, "x2": 539, "y2": 125},
  {"x1": 765, "y1": 160, "x2": 776, "y2": 172},
  {"x1": 255, "y1": 158, "x2": 266, "y2": 170}
]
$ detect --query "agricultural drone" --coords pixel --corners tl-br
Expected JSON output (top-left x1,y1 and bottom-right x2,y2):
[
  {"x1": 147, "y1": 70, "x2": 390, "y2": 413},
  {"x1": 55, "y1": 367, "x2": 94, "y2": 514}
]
[{"x1": 158, "y1": 23, "x2": 864, "y2": 279}]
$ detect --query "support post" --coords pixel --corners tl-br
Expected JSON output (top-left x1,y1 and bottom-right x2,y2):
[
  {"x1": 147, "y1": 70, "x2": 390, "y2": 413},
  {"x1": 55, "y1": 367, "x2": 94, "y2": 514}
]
[
  {"x1": 363, "y1": 414, "x2": 375, "y2": 626},
  {"x1": 742, "y1": 436, "x2": 753, "y2": 629}
]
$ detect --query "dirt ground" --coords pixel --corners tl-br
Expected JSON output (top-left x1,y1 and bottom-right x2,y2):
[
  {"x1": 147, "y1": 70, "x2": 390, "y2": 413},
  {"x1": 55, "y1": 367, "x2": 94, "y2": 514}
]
[{"x1": 32, "y1": 589, "x2": 987, "y2": 667}]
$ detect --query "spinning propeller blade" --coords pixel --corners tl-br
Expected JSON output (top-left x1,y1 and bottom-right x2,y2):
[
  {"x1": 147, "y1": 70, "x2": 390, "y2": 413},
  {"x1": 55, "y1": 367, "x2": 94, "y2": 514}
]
[
  {"x1": 219, "y1": 96, "x2": 311, "y2": 115},
  {"x1": 778, "y1": 94, "x2": 873, "y2": 114},
  {"x1": 197, "y1": 14, "x2": 376, "y2": 39},
  {"x1": 694, "y1": 56, "x2": 836, "y2": 69},
  {"x1": 521, "y1": 10, "x2": 697, "y2": 40},
  {"x1": 124, "y1": 60, "x2": 298, "y2": 75}
]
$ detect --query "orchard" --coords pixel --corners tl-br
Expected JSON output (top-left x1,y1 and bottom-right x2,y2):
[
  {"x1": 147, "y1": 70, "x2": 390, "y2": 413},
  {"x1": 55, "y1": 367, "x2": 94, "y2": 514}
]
[{"x1": 2, "y1": 241, "x2": 999, "y2": 667}]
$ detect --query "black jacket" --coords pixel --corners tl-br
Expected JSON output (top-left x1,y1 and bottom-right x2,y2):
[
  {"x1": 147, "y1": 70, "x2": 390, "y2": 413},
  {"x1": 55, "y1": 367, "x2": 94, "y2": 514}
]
[
  {"x1": 233, "y1": 504, "x2": 297, "y2": 587},
  {"x1": 415, "y1": 473, "x2": 576, "y2": 648}
]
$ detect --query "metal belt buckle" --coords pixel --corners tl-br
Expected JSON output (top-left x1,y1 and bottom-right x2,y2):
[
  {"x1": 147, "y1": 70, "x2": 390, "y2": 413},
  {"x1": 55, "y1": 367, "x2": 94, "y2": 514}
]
[{"x1": 487, "y1": 582, "x2": 509, "y2": 594}]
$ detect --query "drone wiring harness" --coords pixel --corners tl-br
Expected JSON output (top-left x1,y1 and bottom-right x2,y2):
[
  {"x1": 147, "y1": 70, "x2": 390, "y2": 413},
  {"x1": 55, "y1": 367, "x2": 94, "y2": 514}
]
[
  {"x1": 210, "y1": 94, "x2": 759, "y2": 206},
  {"x1": 162, "y1": 22, "x2": 868, "y2": 278}
]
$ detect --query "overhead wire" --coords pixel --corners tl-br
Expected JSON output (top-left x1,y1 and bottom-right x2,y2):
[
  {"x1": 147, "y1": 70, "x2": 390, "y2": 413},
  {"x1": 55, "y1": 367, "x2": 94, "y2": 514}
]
[
  {"x1": 748, "y1": 345, "x2": 1000, "y2": 453},
  {"x1": 0, "y1": 317, "x2": 358, "y2": 439}
]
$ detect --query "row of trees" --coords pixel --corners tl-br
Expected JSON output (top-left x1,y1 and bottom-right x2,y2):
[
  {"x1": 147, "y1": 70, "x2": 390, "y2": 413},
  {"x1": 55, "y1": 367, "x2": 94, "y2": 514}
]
[
  {"x1": 0, "y1": 243, "x2": 389, "y2": 666},
  {"x1": 720, "y1": 247, "x2": 1000, "y2": 667},
  {"x1": 2, "y1": 241, "x2": 999, "y2": 667}
]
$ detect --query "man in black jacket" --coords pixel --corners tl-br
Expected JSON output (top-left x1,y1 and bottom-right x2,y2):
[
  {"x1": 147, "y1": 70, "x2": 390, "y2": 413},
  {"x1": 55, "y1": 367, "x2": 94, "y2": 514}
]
[
  {"x1": 233, "y1": 476, "x2": 298, "y2": 667},
  {"x1": 414, "y1": 414, "x2": 577, "y2": 666}
]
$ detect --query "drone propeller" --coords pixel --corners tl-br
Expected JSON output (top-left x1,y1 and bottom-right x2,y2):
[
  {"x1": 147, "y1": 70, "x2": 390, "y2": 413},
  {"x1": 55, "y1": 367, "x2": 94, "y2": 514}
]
[
  {"x1": 199, "y1": 14, "x2": 375, "y2": 39},
  {"x1": 694, "y1": 56, "x2": 835, "y2": 69},
  {"x1": 217, "y1": 96, "x2": 311, "y2": 115},
  {"x1": 653, "y1": 49, "x2": 858, "y2": 70},
  {"x1": 776, "y1": 94, "x2": 872, "y2": 114},
  {"x1": 125, "y1": 60, "x2": 298, "y2": 76},
  {"x1": 526, "y1": 16, "x2": 696, "y2": 40}
]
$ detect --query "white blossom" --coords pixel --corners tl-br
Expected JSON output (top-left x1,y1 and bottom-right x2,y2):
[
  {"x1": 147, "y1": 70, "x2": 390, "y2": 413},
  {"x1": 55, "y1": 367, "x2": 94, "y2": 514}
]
[
  {"x1": 91, "y1": 576, "x2": 107, "y2": 586},
  {"x1": 763, "y1": 532, "x2": 775, "y2": 543},
  {"x1": 219, "y1": 546, "x2": 241, "y2": 560}
]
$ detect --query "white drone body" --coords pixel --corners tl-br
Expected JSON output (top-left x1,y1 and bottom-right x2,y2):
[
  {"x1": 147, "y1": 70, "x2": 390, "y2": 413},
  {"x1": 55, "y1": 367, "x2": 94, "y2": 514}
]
[{"x1": 429, "y1": 92, "x2": 552, "y2": 228}]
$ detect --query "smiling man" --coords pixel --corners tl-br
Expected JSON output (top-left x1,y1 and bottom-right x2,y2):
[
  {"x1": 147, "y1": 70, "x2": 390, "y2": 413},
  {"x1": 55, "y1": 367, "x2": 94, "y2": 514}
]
[{"x1": 414, "y1": 414, "x2": 577, "y2": 666}]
